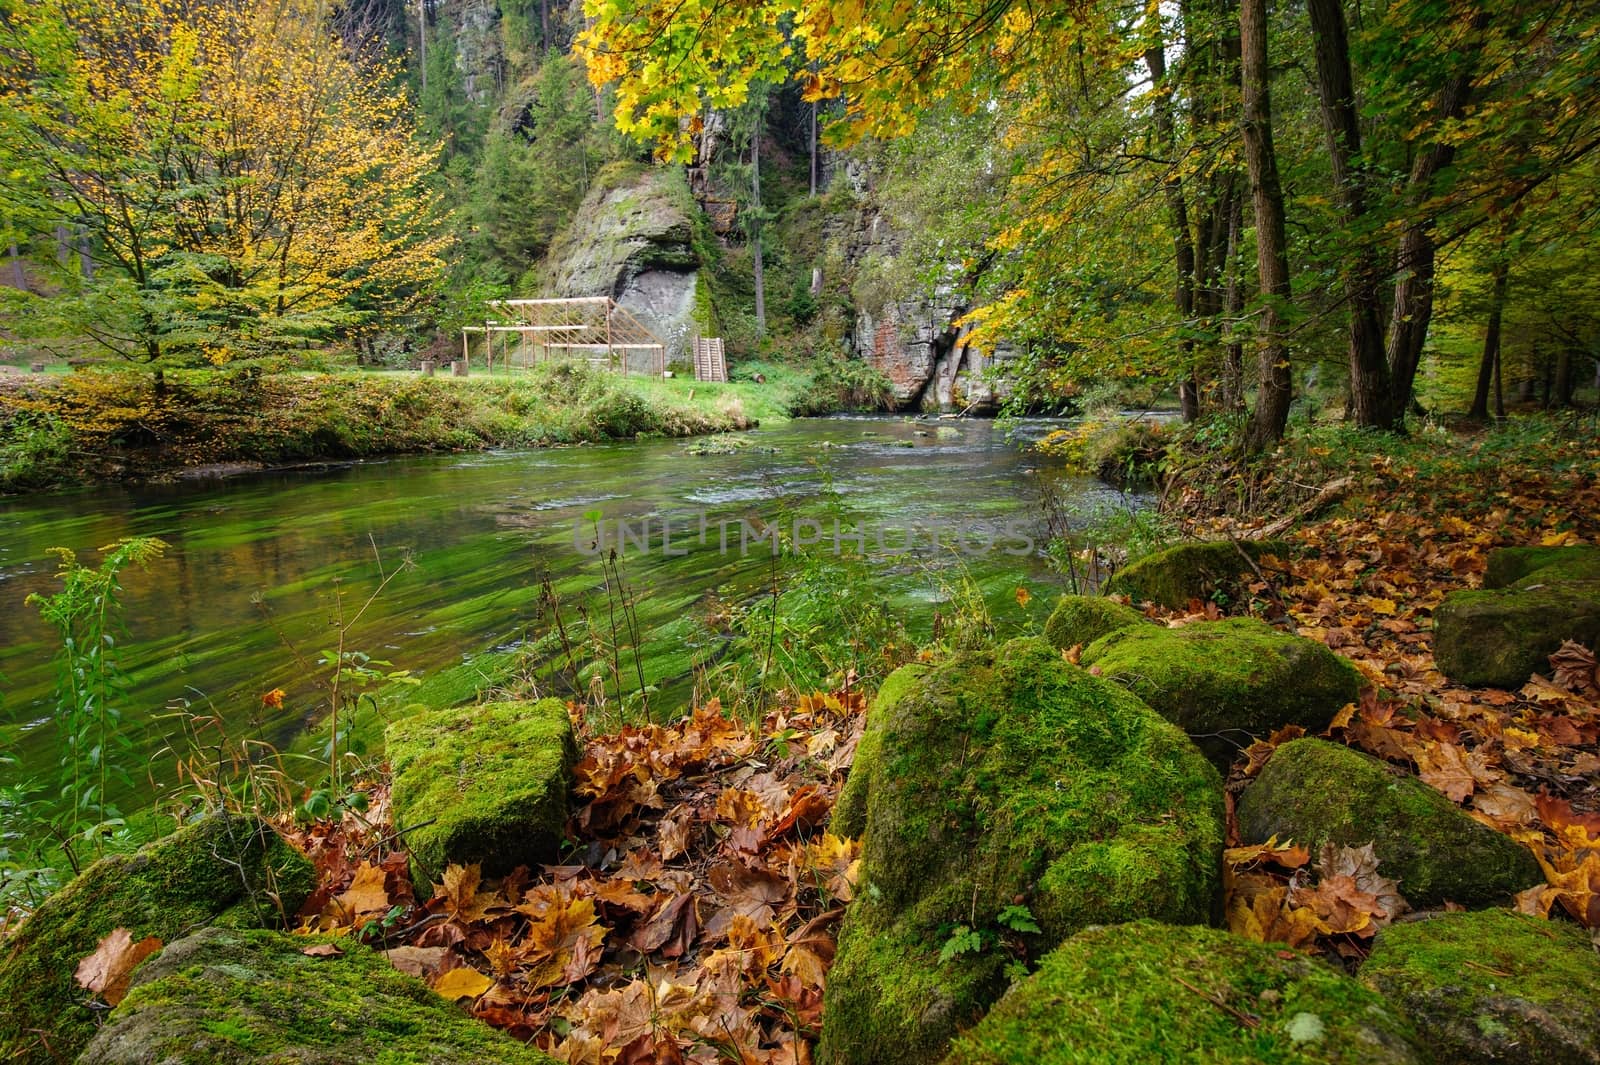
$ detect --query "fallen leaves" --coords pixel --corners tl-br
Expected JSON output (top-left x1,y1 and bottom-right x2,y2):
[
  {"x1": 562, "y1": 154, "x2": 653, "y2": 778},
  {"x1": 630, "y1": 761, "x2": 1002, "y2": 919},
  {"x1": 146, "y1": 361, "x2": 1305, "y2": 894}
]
[{"x1": 75, "y1": 928, "x2": 163, "y2": 1006}]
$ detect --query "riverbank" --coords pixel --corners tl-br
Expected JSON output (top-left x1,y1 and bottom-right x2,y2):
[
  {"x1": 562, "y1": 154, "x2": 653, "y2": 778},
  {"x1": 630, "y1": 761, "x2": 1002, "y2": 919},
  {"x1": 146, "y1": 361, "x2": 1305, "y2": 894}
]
[{"x1": 0, "y1": 361, "x2": 832, "y2": 493}]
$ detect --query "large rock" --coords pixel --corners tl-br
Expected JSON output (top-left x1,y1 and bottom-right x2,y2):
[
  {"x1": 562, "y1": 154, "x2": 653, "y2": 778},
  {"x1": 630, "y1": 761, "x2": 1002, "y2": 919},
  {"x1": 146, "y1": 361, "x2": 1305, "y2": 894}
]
[
  {"x1": 946, "y1": 921, "x2": 1424, "y2": 1065},
  {"x1": 539, "y1": 163, "x2": 705, "y2": 366},
  {"x1": 1042, "y1": 594, "x2": 1149, "y2": 652},
  {"x1": 387, "y1": 698, "x2": 577, "y2": 883},
  {"x1": 831, "y1": 663, "x2": 928, "y2": 840},
  {"x1": 1105, "y1": 540, "x2": 1289, "y2": 610},
  {"x1": 0, "y1": 815, "x2": 313, "y2": 1065},
  {"x1": 1483, "y1": 545, "x2": 1600, "y2": 588},
  {"x1": 1360, "y1": 910, "x2": 1600, "y2": 1065},
  {"x1": 1432, "y1": 582, "x2": 1600, "y2": 688},
  {"x1": 1080, "y1": 617, "x2": 1363, "y2": 767},
  {"x1": 817, "y1": 637, "x2": 1224, "y2": 1065},
  {"x1": 78, "y1": 926, "x2": 554, "y2": 1064},
  {"x1": 1236, "y1": 739, "x2": 1542, "y2": 907}
]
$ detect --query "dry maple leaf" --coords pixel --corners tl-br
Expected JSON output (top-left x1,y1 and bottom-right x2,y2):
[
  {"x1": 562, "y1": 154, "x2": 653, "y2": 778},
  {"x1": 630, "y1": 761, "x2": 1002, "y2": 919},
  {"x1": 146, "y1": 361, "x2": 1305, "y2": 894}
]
[
  {"x1": 338, "y1": 861, "x2": 391, "y2": 918},
  {"x1": 1414, "y1": 742, "x2": 1475, "y2": 803},
  {"x1": 432, "y1": 966, "x2": 495, "y2": 1001},
  {"x1": 435, "y1": 863, "x2": 501, "y2": 924},
  {"x1": 1550, "y1": 641, "x2": 1599, "y2": 694},
  {"x1": 1314, "y1": 842, "x2": 1408, "y2": 925},
  {"x1": 75, "y1": 928, "x2": 163, "y2": 1006}
]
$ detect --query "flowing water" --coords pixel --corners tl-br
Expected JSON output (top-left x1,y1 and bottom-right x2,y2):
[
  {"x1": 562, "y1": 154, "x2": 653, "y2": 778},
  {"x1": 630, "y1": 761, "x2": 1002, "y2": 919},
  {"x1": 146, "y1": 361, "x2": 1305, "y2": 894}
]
[{"x1": 0, "y1": 416, "x2": 1135, "y2": 815}]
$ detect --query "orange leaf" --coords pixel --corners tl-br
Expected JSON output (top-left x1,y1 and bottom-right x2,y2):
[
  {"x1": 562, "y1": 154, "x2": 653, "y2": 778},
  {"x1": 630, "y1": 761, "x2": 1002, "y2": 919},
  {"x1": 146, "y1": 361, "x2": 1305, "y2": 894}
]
[{"x1": 75, "y1": 928, "x2": 163, "y2": 1006}]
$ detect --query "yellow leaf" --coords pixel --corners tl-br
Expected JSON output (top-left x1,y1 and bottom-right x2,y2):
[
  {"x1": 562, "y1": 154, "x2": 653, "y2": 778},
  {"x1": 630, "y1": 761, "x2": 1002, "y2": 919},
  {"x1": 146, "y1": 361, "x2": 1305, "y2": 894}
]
[{"x1": 431, "y1": 966, "x2": 494, "y2": 1001}]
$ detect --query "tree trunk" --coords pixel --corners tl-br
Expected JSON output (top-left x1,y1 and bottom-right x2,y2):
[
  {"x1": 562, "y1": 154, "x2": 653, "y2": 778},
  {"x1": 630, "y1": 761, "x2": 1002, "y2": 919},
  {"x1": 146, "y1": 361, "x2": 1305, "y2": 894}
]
[
  {"x1": 7, "y1": 242, "x2": 25, "y2": 290},
  {"x1": 1240, "y1": 0, "x2": 1293, "y2": 449},
  {"x1": 1307, "y1": 0, "x2": 1393, "y2": 429},
  {"x1": 1468, "y1": 253, "x2": 1509, "y2": 421},
  {"x1": 809, "y1": 96, "x2": 819, "y2": 196},
  {"x1": 540, "y1": 0, "x2": 551, "y2": 51},
  {"x1": 418, "y1": 0, "x2": 426, "y2": 94},
  {"x1": 1145, "y1": 41, "x2": 1199, "y2": 422},
  {"x1": 1554, "y1": 348, "x2": 1575, "y2": 407},
  {"x1": 751, "y1": 129, "x2": 766, "y2": 336},
  {"x1": 1221, "y1": 194, "x2": 1246, "y2": 412}
]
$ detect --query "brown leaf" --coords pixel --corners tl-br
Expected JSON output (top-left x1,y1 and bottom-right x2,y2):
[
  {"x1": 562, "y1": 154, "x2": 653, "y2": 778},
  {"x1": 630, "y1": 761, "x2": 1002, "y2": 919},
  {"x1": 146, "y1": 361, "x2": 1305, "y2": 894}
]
[
  {"x1": 1549, "y1": 640, "x2": 1599, "y2": 693},
  {"x1": 385, "y1": 945, "x2": 450, "y2": 979},
  {"x1": 75, "y1": 928, "x2": 163, "y2": 1006},
  {"x1": 300, "y1": 942, "x2": 344, "y2": 958},
  {"x1": 337, "y1": 861, "x2": 391, "y2": 917},
  {"x1": 1415, "y1": 742, "x2": 1475, "y2": 803}
]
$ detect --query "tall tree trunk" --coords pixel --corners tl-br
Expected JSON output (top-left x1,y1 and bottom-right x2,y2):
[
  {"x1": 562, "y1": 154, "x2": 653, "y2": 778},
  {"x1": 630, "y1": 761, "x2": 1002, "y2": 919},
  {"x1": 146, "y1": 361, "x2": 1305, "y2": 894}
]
[
  {"x1": 1468, "y1": 254, "x2": 1509, "y2": 421},
  {"x1": 7, "y1": 242, "x2": 25, "y2": 290},
  {"x1": 1307, "y1": 0, "x2": 1393, "y2": 429},
  {"x1": 418, "y1": 0, "x2": 426, "y2": 94},
  {"x1": 1386, "y1": 21, "x2": 1484, "y2": 418},
  {"x1": 1221, "y1": 194, "x2": 1246, "y2": 412},
  {"x1": 1145, "y1": 40, "x2": 1199, "y2": 422},
  {"x1": 1554, "y1": 348, "x2": 1575, "y2": 407},
  {"x1": 751, "y1": 129, "x2": 766, "y2": 336},
  {"x1": 1240, "y1": 0, "x2": 1293, "y2": 449},
  {"x1": 540, "y1": 0, "x2": 551, "y2": 51}
]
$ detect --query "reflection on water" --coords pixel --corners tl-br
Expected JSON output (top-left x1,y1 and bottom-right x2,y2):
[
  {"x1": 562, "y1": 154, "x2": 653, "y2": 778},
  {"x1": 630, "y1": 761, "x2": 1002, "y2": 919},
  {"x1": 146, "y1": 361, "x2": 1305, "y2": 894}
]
[{"x1": 0, "y1": 415, "x2": 1136, "y2": 811}]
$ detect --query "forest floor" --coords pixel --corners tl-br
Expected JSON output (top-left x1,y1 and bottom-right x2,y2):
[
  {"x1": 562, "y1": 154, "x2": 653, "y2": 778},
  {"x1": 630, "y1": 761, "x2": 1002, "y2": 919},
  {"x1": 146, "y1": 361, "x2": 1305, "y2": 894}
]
[{"x1": 261, "y1": 415, "x2": 1600, "y2": 1062}]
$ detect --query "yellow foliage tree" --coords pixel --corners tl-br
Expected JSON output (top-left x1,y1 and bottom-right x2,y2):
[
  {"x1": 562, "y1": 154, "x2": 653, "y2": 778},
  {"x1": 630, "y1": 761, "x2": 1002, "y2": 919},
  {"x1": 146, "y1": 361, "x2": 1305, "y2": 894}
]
[{"x1": 0, "y1": 0, "x2": 450, "y2": 370}]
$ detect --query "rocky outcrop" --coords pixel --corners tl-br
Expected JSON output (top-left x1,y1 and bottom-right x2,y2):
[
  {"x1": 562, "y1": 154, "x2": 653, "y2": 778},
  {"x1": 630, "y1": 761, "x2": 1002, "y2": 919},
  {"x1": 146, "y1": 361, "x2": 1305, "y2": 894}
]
[
  {"x1": 540, "y1": 164, "x2": 705, "y2": 366},
  {"x1": 1236, "y1": 739, "x2": 1542, "y2": 907},
  {"x1": 1360, "y1": 910, "x2": 1600, "y2": 1065},
  {"x1": 818, "y1": 637, "x2": 1224, "y2": 1065},
  {"x1": 0, "y1": 815, "x2": 313, "y2": 1065},
  {"x1": 947, "y1": 922, "x2": 1425, "y2": 1065},
  {"x1": 1080, "y1": 617, "x2": 1364, "y2": 767},
  {"x1": 79, "y1": 927, "x2": 555, "y2": 1064},
  {"x1": 1105, "y1": 539, "x2": 1289, "y2": 610},
  {"x1": 387, "y1": 698, "x2": 578, "y2": 883}
]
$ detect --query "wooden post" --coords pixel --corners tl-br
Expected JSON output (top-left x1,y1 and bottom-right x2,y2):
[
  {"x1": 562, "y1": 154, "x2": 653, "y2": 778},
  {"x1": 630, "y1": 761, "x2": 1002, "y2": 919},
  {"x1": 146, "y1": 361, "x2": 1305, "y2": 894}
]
[{"x1": 420, "y1": 359, "x2": 435, "y2": 376}]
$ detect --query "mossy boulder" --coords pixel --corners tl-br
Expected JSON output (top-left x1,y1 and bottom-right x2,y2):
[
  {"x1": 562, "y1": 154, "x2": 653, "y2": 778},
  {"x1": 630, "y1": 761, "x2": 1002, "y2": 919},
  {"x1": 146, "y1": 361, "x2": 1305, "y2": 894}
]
[
  {"x1": 0, "y1": 814, "x2": 313, "y2": 1065},
  {"x1": 1483, "y1": 545, "x2": 1600, "y2": 589},
  {"x1": 78, "y1": 926, "x2": 555, "y2": 1064},
  {"x1": 387, "y1": 698, "x2": 578, "y2": 884},
  {"x1": 1079, "y1": 617, "x2": 1363, "y2": 768},
  {"x1": 832, "y1": 663, "x2": 928, "y2": 839},
  {"x1": 817, "y1": 637, "x2": 1224, "y2": 1065},
  {"x1": 945, "y1": 921, "x2": 1424, "y2": 1065},
  {"x1": 1042, "y1": 594, "x2": 1150, "y2": 651},
  {"x1": 1432, "y1": 583, "x2": 1600, "y2": 688},
  {"x1": 1104, "y1": 539, "x2": 1289, "y2": 610},
  {"x1": 1236, "y1": 739, "x2": 1541, "y2": 907},
  {"x1": 1359, "y1": 910, "x2": 1600, "y2": 1065}
]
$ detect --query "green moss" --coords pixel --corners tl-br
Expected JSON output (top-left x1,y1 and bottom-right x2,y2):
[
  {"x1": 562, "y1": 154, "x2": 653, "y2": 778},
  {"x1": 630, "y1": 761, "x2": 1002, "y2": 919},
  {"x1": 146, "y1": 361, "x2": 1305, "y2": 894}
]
[
  {"x1": 1483, "y1": 545, "x2": 1600, "y2": 588},
  {"x1": 0, "y1": 815, "x2": 313, "y2": 1065},
  {"x1": 1105, "y1": 540, "x2": 1290, "y2": 609},
  {"x1": 945, "y1": 922, "x2": 1424, "y2": 1065},
  {"x1": 386, "y1": 698, "x2": 577, "y2": 884},
  {"x1": 1079, "y1": 618, "x2": 1363, "y2": 767},
  {"x1": 816, "y1": 638, "x2": 1224, "y2": 1065},
  {"x1": 1359, "y1": 910, "x2": 1600, "y2": 1065},
  {"x1": 1511, "y1": 556, "x2": 1600, "y2": 587},
  {"x1": 832, "y1": 663, "x2": 929, "y2": 839},
  {"x1": 1432, "y1": 584, "x2": 1600, "y2": 688},
  {"x1": 1041, "y1": 595, "x2": 1149, "y2": 651},
  {"x1": 79, "y1": 927, "x2": 555, "y2": 1064},
  {"x1": 1236, "y1": 739, "x2": 1542, "y2": 907}
]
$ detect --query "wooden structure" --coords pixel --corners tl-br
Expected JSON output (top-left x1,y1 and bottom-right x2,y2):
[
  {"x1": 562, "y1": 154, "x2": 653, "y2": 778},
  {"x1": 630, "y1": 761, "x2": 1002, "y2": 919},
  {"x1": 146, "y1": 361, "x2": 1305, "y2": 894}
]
[
  {"x1": 459, "y1": 297, "x2": 667, "y2": 376},
  {"x1": 692, "y1": 337, "x2": 728, "y2": 382}
]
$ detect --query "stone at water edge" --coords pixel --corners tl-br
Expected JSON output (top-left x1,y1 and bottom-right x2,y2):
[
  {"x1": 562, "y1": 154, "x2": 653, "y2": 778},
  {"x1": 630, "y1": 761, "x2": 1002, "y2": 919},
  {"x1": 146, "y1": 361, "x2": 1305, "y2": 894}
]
[
  {"x1": 1103, "y1": 539, "x2": 1290, "y2": 610},
  {"x1": 1041, "y1": 594, "x2": 1150, "y2": 653},
  {"x1": 817, "y1": 637, "x2": 1224, "y2": 1065},
  {"x1": 944, "y1": 921, "x2": 1425, "y2": 1065},
  {"x1": 1078, "y1": 616, "x2": 1363, "y2": 769},
  {"x1": 0, "y1": 814, "x2": 313, "y2": 1065},
  {"x1": 1483, "y1": 545, "x2": 1600, "y2": 589},
  {"x1": 387, "y1": 698, "x2": 578, "y2": 885},
  {"x1": 1360, "y1": 909, "x2": 1600, "y2": 1065},
  {"x1": 1235, "y1": 738, "x2": 1542, "y2": 907},
  {"x1": 1431, "y1": 582, "x2": 1600, "y2": 688},
  {"x1": 77, "y1": 926, "x2": 555, "y2": 1065},
  {"x1": 830, "y1": 662, "x2": 928, "y2": 840}
]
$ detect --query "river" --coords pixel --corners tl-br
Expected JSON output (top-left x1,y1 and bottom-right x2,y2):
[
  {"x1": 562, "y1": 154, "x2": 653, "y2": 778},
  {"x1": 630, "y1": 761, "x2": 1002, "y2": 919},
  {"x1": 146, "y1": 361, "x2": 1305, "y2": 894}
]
[{"x1": 0, "y1": 415, "x2": 1135, "y2": 816}]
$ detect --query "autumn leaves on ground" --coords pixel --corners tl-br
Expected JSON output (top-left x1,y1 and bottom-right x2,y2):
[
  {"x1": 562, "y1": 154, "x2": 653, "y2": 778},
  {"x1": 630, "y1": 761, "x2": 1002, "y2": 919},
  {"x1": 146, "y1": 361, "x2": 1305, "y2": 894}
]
[{"x1": 70, "y1": 425, "x2": 1600, "y2": 1062}]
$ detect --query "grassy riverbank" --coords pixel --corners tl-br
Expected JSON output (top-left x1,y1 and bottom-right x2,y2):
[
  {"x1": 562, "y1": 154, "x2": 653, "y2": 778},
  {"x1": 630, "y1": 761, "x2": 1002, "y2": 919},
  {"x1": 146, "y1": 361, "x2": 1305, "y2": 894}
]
[{"x1": 0, "y1": 360, "x2": 832, "y2": 493}]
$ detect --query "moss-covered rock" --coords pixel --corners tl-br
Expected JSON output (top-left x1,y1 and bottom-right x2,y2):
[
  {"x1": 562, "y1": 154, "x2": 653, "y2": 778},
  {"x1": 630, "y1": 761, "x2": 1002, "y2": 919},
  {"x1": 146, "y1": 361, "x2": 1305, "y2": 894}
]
[
  {"x1": 1041, "y1": 594, "x2": 1149, "y2": 651},
  {"x1": 78, "y1": 926, "x2": 555, "y2": 1064},
  {"x1": 817, "y1": 637, "x2": 1224, "y2": 1065},
  {"x1": 1432, "y1": 583, "x2": 1600, "y2": 688},
  {"x1": 387, "y1": 698, "x2": 578, "y2": 884},
  {"x1": 1079, "y1": 617, "x2": 1363, "y2": 768},
  {"x1": 832, "y1": 663, "x2": 928, "y2": 840},
  {"x1": 0, "y1": 814, "x2": 312, "y2": 1065},
  {"x1": 945, "y1": 921, "x2": 1424, "y2": 1065},
  {"x1": 1236, "y1": 739, "x2": 1541, "y2": 907},
  {"x1": 1483, "y1": 545, "x2": 1600, "y2": 589},
  {"x1": 1359, "y1": 910, "x2": 1600, "y2": 1065},
  {"x1": 1104, "y1": 540, "x2": 1289, "y2": 610}
]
